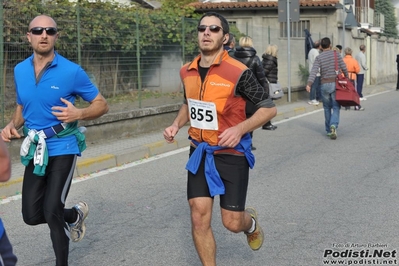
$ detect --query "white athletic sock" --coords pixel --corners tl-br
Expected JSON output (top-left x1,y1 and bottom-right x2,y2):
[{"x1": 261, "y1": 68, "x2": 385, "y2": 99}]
[{"x1": 247, "y1": 217, "x2": 256, "y2": 234}]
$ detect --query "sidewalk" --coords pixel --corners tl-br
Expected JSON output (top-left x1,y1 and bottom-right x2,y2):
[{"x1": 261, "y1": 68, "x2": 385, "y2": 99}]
[{"x1": 0, "y1": 82, "x2": 394, "y2": 198}]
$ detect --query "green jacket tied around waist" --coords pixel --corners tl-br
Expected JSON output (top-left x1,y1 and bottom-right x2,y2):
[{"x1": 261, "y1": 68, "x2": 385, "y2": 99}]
[{"x1": 21, "y1": 121, "x2": 86, "y2": 176}]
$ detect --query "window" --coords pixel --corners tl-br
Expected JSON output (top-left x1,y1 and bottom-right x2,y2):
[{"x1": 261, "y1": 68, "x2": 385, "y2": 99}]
[{"x1": 280, "y1": 20, "x2": 310, "y2": 38}]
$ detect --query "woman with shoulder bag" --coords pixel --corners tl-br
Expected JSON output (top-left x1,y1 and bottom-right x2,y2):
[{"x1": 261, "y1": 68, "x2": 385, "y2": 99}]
[{"x1": 262, "y1": 44, "x2": 279, "y2": 130}]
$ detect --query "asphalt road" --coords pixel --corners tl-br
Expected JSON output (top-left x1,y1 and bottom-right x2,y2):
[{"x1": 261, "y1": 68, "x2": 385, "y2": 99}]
[{"x1": 2, "y1": 89, "x2": 399, "y2": 266}]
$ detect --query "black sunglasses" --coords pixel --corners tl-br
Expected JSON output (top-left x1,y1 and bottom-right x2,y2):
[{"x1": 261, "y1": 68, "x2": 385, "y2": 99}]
[
  {"x1": 29, "y1": 27, "x2": 58, "y2": 36},
  {"x1": 197, "y1": 25, "x2": 223, "y2": 33}
]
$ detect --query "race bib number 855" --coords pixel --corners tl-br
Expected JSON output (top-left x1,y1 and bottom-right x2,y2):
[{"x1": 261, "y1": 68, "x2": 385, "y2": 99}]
[{"x1": 187, "y1": 98, "x2": 218, "y2": 130}]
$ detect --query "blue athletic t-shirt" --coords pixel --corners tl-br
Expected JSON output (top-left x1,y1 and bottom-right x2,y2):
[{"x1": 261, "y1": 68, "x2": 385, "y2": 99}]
[{"x1": 14, "y1": 52, "x2": 99, "y2": 156}]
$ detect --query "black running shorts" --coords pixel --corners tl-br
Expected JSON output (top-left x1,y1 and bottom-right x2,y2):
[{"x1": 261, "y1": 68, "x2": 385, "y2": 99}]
[{"x1": 187, "y1": 147, "x2": 249, "y2": 211}]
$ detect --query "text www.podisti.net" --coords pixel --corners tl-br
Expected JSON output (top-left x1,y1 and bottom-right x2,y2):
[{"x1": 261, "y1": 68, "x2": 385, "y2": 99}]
[{"x1": 322, "y1": 249, "x2": 397, "y2": 265}]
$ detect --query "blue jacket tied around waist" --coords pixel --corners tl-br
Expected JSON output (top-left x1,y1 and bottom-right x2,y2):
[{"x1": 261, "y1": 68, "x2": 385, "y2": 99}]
[{"x1": 185, "y1": 133, "x2": 255, "y2": 197}]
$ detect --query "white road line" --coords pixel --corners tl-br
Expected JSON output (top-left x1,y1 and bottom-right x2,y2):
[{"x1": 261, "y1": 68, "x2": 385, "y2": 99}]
[
  {"x1": 72, "y1": 147, "x2": 190, "y2": 183},
  {"x1": 1, "y1": 89, "x2": 392, "y2": 205},
  {"x1": 0, "y1": 147, "x2": 190, "y2": 205}
]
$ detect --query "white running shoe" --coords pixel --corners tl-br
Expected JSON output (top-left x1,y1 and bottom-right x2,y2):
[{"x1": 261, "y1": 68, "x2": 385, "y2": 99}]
[
  {"x1": 69, "y1": 201, "x2": 89, "y2": 242},
  {"x1": 307, "y1": 99, "x2": 319, "y2": 106}
]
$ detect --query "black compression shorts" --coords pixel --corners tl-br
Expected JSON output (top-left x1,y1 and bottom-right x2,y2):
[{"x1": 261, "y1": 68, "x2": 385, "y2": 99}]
[{"x1": 187, "y1": 147, "x2": 249, "y2": 211}]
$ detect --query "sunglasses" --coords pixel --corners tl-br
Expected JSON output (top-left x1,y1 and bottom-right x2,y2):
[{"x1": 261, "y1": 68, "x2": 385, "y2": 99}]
[
  {"x1": 197, "y1": 25, "x2": 223, "y2": 33},
  {"x1": 29, "y1": 27, "x2": 58, "y2": 36}
]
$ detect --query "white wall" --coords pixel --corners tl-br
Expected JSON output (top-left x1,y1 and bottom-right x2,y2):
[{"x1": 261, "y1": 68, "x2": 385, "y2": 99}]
[
  {"x1": 144, "y1": 53, "x2": 182, "y2": 93},
  {"x1": 145, "y1": 8, "x2": 399, "y2": 94}
]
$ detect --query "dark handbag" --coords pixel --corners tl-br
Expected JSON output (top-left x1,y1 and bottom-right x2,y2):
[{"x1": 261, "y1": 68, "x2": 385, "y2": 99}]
[
  {"x1": 334, "y1": 51, "x2": 360, "y2": 106},
  {"x1": 266, "y1": 78, "x2": 284, "y2": 99}
]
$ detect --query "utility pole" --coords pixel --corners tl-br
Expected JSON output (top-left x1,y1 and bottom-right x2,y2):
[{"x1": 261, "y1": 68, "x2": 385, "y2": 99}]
[{"x1": 278, "y1": 0, "x2": 299, "y2": 102}]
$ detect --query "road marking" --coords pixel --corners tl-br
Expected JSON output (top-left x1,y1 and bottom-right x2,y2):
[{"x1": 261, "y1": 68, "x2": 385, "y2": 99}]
[
  {"x1": 0, "y1": 147, "x2": 190, "y2": 205},
  {"x1": 1, "y1": 89, "x2": 392, "y2": 205},
  {"x1": 72, "y1": 147, "x2": 189, "y2": 183}
]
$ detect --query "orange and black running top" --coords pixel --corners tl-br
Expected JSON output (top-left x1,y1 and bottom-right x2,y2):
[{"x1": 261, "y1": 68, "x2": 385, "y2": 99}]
[{"x1": 180, "y1": 50, "x2": 274, "y2": 146}]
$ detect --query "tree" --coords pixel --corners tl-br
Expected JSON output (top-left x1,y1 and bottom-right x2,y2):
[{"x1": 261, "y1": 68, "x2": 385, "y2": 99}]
[
  {"x1": 375, "y1": 0, "x2": 398, "y2": 38},
  {"x1": 2, "y1": 0, "x2": 202, "y2": 97}
]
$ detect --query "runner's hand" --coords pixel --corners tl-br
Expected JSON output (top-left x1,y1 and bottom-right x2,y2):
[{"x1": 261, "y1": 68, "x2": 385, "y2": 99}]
[
  {"x1": 52, "y1": 98, "x2": 82, "y2": 123},
  {"x1": 164, "y1": 125, "x2": 179, "y2": 143},
  {"x1": 218, "y1": 126, "x2": 242, "y2": 148},
  {"x1": 1, "y1": 123, "x2": 21, "y2": 142}
]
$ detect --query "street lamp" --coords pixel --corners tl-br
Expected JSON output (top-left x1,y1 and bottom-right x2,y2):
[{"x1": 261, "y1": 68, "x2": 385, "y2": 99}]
[{"x1": 336, "y1": 1, "x2": 359, "y2": 50}]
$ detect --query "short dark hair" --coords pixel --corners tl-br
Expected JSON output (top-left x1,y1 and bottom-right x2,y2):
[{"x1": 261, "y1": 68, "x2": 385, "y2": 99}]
[
  {"x1": 336, "y1": 45, "x2": 342, "y2": 51},
  {"x1": 226, "y1": 33, "x2": 235, "y2": 46},
  {"x1": 198, "y1": 12, "x2": 230, "y2": 34},
  {"x1": 313, "y1": 40, "x2": 320, "y2": 48},
  {"x1": 320, "y1": 37, "x2": 331, "y2": 49}
]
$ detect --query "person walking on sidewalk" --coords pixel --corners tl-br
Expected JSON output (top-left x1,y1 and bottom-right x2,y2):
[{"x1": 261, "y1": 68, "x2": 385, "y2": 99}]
[
  {"x1": 0, "y1": 138, "x2": 18, "y2": 266},
  {"x1": 232, "y1": 36, "x2": 268, "y2": 150},
  {"x1": 223, "y1": 33, "x2": 235, "y2": 56},
  {"x1": 163, "y1": 12, "x2": 276, "y2": 266},
  {"x1": 261, "y1": 44, "x2": 279, "y2": 130},
  {"x1": 342, "y1": 47, "x2": 364, "y2": 111},
  {"x1": 396, "y1": 54, "x2": 399, "y2": 91},
  {"x1": 306, "y1": 37, "x2": 348, "y2": 140},
  {"x1": 335, "y1": 45, "x2": 342, "y2": 54},
  {"x1": 307, "y1": 40, "x2": 321, "y2": 106},
  {"x1": 355, "y1": 44, "x2": 368, "y2": 101},
  {"x1": 1, "y1": 15, "x2": 108, "y2": 266}
]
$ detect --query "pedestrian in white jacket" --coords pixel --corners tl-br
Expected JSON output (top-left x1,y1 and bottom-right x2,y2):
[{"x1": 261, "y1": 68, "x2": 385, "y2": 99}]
[
  {"x1": 307, "y1": 40, "x2": 321, "y2": 105},
  {"x1": 355, "y1": 44, "x2": 368, "y2": 100}
]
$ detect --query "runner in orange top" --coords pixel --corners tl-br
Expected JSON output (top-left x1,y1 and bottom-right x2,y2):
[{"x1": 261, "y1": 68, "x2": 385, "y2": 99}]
[{"x1": 163, "y1": 12, "x2": 276, "y2": 266}]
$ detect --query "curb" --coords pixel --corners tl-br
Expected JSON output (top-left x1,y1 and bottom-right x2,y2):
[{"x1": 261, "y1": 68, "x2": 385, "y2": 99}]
[
  {"x1": 1, "y1": 104, "x2": 302, "y2": 199},
  {"x1": 0, "y1": 103, "x2": 323, "y2": 199}
]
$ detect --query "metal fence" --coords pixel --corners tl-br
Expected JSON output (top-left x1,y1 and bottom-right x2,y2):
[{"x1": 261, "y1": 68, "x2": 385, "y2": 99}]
[
  {"x1": 0, "y1": 2, "x2": 334, "y2": 128},
  {"x1": 0, "y1": 2, "x2": 203, "y2": 127}
]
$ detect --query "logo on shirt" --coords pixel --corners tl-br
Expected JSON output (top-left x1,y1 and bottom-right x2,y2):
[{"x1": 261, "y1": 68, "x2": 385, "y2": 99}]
[
  {"x1": 51, "y1": 85, "x2": 60, "y2": 90},
  {"x1": 210, "y1": 81, "x2": 230, "y2": 88}
]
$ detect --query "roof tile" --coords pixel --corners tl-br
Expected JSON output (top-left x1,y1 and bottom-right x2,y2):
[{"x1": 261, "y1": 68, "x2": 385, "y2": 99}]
[{"x1": 189, "y1": 0, "x2": 339, "y2": 10}]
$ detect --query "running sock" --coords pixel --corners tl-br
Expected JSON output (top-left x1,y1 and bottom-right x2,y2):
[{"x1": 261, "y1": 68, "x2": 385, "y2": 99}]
[
  {"x1": 72, "y1": 214, "x2": 79, "y2": 225},
  {"x1": 247, "y1": 217, "x2": 256, "y2": 234},
  {"x1": 64, "y1": 208, "x2": 78, "y2": 224},
  {"x1": 68, "y1": 211, "x2": 79, "y2": 225}
]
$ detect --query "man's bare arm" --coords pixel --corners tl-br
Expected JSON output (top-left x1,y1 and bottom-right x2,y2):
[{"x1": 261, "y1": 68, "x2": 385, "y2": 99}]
[
  {"x1": 10, "y1": 104, "x2": 25, "y2": 130},
  {"x1": 218, "y1": 106, "x2": 277, "y2": 148},
  {"x1": 240, "y1": 107, "x2": 277, "y2": 134},
  {"x1": 52, "y1": 94, "x2": 109, "y2": 123},
  {"x1": 163, "y1": 103, "x2": 189, "y2": 143},
  {"x1": 1, "y1": 104, "x2": 24, "y2": 141},
  {"x1": 0, "y1": 138, "x2": 11, "y2": 182},
  {"x1": 171, "y1": 103, "x2": 190, "y2": 129},
  {"x1": 80, "y1": 94, "x2": 109, "y2": 120}
]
